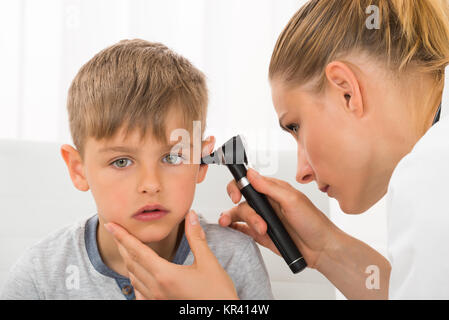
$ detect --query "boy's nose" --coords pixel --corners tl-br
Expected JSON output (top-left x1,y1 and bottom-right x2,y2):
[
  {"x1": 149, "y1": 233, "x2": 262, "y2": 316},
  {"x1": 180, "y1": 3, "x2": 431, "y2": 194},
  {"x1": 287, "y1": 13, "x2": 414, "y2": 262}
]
[{"x1": 137, "y1": 166, "x2": 161, "y2": 194}]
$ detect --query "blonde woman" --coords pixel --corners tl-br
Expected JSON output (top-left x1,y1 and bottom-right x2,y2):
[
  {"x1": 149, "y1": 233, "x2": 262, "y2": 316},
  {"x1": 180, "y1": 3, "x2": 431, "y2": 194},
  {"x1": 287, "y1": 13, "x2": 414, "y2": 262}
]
[{"x1": 106, "y1": 0, "x2": 449, "y2": 300}]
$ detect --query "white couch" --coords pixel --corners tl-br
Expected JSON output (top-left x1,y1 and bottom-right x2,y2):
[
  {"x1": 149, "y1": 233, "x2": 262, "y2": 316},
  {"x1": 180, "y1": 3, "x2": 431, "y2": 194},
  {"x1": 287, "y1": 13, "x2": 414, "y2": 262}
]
[{"x1": 0, "y1": 138, "x2": 336, "y2": 299}]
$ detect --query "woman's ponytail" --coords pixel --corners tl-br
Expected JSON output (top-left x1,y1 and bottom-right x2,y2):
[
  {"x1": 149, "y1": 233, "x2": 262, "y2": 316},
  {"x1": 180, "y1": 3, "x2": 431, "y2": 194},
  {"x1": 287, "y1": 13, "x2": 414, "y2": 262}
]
[
  {"x1": 270, "y1": 0, "x2": 449, "y2": 87},
  {"x1": 389, "y1": 0, "x2": 449, "y2": 72}
]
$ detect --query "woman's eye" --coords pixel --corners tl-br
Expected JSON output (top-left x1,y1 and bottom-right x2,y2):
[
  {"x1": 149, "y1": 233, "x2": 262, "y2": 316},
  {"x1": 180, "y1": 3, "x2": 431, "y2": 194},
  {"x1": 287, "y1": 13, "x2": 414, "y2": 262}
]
[
  {"x1": 111, "y1": 158, "x2": 132, "y2": 168},
  {"x1": 287, "y1": 124, "x2": 299, "y2": 135},
  {"x1": 162, "y1": 154, "x2": 184, "y2": 165}
]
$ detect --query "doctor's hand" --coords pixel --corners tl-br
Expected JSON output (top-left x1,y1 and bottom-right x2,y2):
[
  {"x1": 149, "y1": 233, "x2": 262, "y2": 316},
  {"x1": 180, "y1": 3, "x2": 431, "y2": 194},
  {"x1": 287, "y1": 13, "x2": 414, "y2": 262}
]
[
  {"x1": 104, "y1": 210, "x2": 238, "y2": 300},
  {"x1": 220, "y1": 168, "x2": 338, "y2": 269}
]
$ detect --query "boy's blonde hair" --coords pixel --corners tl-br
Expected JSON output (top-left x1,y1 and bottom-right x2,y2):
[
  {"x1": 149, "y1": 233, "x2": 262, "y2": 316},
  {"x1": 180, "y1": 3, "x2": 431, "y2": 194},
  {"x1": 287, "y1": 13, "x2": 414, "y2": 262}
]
[{"x1": 67, "y1": 39, "x2": 208, "y2": 159}]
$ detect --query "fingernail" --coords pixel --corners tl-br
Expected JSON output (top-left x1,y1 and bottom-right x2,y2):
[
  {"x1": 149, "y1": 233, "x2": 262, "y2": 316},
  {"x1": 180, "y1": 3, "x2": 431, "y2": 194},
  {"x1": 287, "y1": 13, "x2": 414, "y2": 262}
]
[
  {"x1": 229, "y1": 192, "x2": 236, "y2": 203},
  {"x1": 219, "y1": 212, "x2": 226, "y2": 225},
  {"x1": 189, "y1": 211, "x2": 199, "y2": 225},
  {"x1": 104, "y1": 223, "x2": 115, "y2": 235}
]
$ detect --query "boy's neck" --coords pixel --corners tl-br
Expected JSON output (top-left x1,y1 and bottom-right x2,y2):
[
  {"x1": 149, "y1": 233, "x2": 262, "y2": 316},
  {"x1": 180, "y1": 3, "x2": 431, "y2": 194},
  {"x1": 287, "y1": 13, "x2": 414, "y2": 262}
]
[{"x1": 96, "y1": 216, "x2": 185, "y2": 278}]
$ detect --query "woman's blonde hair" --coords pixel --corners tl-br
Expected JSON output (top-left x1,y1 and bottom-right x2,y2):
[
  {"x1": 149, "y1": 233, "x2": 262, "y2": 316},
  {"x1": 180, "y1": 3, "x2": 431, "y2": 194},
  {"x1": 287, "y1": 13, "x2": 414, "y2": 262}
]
[{"x1": 270, "y1": 0, "x2": 449, "y2": 130}]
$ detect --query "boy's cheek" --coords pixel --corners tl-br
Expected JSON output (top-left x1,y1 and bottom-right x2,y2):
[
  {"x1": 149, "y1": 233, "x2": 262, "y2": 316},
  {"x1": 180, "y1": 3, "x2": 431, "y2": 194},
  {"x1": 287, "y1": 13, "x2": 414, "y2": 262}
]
[
  {"x1": 95, "y1": 172, "x2": 197, "y2": 223},
  {"x1": 93, "y1": 186, "x2": 131, "y2": 222},
  {"x1": 168, "y1": 179, "x2": 196, "y2": 205}
]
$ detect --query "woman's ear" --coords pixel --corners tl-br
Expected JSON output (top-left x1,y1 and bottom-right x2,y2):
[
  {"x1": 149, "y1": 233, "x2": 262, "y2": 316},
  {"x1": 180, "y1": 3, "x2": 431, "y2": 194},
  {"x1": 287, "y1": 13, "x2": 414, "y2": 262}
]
[
  {"x1": 60, "y1": 144, "x2": 90, "y2": 191},
  {"x1": 196, "y1": 136, "x2": 216, "y2": 184},
  {"x1": 325, "y1": 61, "x2": 364, "y2": 118}
]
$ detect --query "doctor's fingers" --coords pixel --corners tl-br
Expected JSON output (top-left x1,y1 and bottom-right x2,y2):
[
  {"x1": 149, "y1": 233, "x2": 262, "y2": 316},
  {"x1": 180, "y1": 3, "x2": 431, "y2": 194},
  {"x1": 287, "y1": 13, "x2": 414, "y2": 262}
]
[
  {"x1": 229, "y1": 222, "x2": 281, "y2": 256},
  {"x1": 221, "y1": 173, "x2": 298, "y2": 232},
  {"x1": 219, "y1": 201, "x2": 267, "y2": 236},
  {"x1": 128, "y1": 271, "x2": 156, "y2": 300},
  {"x1": 128, "y1": 271, "x2": 169, "y2": 300},
  {"x1": 116, "y1": 243, "x2": 158, "y2": 284},
  {"x1": 134, "y1": 288, "x2": 146, "y2": 300},
  {"x1": 105, "y1": 222, "x2": 166, "y2": 275},
  {"x1": 245, "y1": 168, "x2": 304, "y2": 212},
  {"x1": 118, "y1": 243, "x2": 176, "y2": 300},
  {"x1": 226, "y1": 169, "x2": 290, "y2": 205}
]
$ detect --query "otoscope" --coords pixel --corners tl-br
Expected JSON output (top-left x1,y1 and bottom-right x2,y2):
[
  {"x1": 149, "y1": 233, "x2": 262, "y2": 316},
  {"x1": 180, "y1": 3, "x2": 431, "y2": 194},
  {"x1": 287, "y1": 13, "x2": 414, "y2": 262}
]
[{"x1": 201, "y1": 135, "x2": 307, "y2": 274}]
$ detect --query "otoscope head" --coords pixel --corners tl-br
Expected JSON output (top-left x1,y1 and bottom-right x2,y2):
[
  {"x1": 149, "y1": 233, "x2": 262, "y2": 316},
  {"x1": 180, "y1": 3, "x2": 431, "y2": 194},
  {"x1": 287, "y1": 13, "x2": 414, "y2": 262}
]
[{"x1": 201, "y1": 135, "x2": 248, "y2": 166}]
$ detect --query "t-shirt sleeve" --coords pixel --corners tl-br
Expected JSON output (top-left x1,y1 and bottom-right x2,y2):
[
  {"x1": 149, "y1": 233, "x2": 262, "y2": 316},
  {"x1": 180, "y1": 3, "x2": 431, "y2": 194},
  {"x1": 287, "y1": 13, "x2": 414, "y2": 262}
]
[
  {"x1": 228, "y1": 238, "x2": 274, "y2": 300},
  {"x1": 0, "y1": 250, "x2": 41, "y2": 300}
]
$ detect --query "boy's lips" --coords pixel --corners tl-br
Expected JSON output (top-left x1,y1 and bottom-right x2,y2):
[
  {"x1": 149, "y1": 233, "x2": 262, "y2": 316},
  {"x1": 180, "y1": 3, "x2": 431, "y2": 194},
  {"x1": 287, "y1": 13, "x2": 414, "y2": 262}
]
[{"x1": 133, "y1": 204, "x2": 169, "y2": 221}]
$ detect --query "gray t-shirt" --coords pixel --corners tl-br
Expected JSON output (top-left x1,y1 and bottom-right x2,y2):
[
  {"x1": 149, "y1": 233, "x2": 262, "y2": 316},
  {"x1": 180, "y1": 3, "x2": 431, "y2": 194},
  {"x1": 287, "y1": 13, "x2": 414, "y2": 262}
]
[{"x1": 0, "y1": 213, "x2": 273, "y2": 300}]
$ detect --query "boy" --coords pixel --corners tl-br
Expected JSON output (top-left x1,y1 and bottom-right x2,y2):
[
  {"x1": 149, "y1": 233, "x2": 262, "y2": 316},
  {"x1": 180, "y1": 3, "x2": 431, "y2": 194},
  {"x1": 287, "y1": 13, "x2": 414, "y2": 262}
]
[{"x1": 0, "y1": 39, "x2": 273, "y2": 300}]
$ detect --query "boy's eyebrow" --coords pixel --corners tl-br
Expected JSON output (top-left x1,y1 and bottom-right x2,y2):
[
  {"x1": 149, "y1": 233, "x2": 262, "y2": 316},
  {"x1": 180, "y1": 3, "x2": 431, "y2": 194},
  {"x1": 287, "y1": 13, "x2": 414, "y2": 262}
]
[
  {"x1": 162, "y1": 141, "x2": 195, "y2": 152},
  {"x1": 99, "y1": 142, "x2": 193, "y2": 153},
  {"x1": 99, "y1": 146, "x2": 140, "y2": 153}
]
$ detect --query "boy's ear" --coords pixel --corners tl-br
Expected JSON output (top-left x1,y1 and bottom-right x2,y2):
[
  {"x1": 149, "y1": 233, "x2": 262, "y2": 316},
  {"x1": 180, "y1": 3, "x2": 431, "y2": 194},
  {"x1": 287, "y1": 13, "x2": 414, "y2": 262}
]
[
  {"x1": 196, "y1": 136, "x2": 216, "y2": 184},
  {"x1": 60, "y1": 144, "x2": 90, "y2": 192}
]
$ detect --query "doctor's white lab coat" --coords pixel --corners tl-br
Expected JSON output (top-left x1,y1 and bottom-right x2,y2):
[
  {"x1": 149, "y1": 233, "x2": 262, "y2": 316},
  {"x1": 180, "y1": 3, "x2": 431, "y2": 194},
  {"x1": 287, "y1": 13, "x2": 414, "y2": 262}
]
[{"x1": 387, "y1": 69, "x2": 449, "y2": 299}]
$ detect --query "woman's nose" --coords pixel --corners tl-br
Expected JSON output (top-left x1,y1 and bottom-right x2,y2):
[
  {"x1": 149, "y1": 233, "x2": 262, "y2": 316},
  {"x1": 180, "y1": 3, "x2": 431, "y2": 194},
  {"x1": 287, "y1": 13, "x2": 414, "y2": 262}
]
[
  {"x1": 138, "y1": 166, "x2": 161, "y2": 194},
  {"x1": 296, "y1": 147, "x2": 315, "y2": 184}
]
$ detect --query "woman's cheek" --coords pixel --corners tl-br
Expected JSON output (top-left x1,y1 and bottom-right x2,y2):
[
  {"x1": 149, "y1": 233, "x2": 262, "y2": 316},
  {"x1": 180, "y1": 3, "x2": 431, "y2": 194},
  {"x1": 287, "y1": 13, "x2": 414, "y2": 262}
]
[{"x1": 304, "y1": 127, "x2": 329, "y2": 173}]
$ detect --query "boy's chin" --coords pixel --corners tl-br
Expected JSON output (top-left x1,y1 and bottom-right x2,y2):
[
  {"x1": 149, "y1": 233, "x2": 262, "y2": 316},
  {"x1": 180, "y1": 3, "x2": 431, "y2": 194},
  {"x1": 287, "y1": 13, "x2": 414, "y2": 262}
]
[{"x1": 131, "y1": 224, "x2": 176, "y2": 244}]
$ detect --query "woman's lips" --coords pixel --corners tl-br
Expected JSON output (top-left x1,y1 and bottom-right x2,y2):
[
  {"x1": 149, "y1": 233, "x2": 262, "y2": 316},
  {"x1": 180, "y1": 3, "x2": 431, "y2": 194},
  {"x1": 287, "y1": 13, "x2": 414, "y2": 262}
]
[{"x1": 133, "y1": 210, "x2": 169, "y2": 221}]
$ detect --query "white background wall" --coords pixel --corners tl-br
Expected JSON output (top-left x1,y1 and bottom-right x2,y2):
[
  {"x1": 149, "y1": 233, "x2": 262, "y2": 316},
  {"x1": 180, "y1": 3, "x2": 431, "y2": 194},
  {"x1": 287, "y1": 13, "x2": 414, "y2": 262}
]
[{"x1": 0, "y1": 0, "x2": 308, "y2": 153}]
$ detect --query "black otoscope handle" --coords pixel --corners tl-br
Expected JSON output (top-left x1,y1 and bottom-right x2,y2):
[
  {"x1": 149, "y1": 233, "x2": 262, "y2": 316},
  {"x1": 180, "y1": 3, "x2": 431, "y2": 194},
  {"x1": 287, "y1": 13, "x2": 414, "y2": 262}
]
[{"x1": 227, "y1": 165, "x2": 307, "y2": 274}]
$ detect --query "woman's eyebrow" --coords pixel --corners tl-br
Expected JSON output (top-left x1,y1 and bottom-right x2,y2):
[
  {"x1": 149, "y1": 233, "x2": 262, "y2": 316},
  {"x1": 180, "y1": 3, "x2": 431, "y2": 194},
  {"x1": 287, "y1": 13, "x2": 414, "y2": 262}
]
[{"x1": 279, "y1": 114, "x2": 289, "y2": 132}]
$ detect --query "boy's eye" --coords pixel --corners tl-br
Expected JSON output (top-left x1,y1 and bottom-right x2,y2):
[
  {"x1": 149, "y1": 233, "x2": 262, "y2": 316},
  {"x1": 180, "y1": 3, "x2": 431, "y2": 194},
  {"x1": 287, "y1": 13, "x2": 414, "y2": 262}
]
[
  {"x1": 111, "y1": 158, "x2": 132, "y2": 168},
  {"x1": 162, "y1": 154, "x2": 184, "y2": 165}
]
